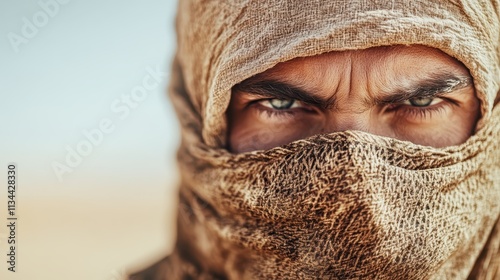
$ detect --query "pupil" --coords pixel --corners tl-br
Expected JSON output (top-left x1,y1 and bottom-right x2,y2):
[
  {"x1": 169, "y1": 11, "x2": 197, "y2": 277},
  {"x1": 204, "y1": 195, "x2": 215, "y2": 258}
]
[
  {"x1": 270, "y1": 99, "x2": 294, "y2": 109},
  {"x1": 409, "y1": 97, "x2": 433, "y2": 107}
]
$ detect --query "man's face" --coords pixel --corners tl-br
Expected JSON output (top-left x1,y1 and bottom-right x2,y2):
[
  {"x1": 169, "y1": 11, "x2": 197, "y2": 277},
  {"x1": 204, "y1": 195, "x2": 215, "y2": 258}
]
[{"x1": 228, "y1": 45, "x2": 480, "y2": 153}]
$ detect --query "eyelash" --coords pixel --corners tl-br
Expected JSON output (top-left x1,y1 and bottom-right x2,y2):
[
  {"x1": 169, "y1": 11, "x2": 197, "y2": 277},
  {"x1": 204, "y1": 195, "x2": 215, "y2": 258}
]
[
  {"x1": 390, "y1": 102, "x2": 448, "y2": 120},
  {"x1": 250, "y1": 98, "x2": 453, "y2": 121},
  {"x1": 253, "y1": 101, "x2": 304, "y2": 121}
]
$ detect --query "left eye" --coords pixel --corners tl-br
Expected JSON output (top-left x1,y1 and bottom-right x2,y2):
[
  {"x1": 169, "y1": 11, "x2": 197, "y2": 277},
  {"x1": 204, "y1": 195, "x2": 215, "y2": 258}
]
[
  {"x1": 260, "y1": 99, "x2": 300, "y2": 110},
  {"x1": 404, "y1": 97, "x2": 441, "y2": 107}
]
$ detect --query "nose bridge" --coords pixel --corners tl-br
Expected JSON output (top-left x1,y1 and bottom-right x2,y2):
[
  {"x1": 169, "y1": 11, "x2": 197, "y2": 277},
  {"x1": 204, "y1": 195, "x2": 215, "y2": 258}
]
[
  {"x1": 331, "y1": 53, "x2": 374, "y2": 133},
  {"x1": 329, "y1": 109, "x2": 371, "y2": 132},
  {"x1": 325, "y1": 51, "x2": 376, "y2": 134}
]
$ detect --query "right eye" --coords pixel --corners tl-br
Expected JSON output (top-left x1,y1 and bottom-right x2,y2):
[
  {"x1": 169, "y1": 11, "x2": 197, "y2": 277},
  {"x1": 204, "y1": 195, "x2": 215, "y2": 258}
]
[
  {"x1": 404, "y1": 96, "x2": 442, "y2": 107},
  {"x1": 259, "y1": 99, "x2": 301, "y2": 110}
]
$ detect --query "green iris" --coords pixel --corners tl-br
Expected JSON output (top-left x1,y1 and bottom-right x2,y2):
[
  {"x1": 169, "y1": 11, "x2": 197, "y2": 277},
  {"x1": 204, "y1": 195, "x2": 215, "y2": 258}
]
[
  {"x1": 409, "y1": 97, "x2": 434, "y2": 107},
  {"x1": 269, "y1": 99, "x2": 295, "y2": 109}
]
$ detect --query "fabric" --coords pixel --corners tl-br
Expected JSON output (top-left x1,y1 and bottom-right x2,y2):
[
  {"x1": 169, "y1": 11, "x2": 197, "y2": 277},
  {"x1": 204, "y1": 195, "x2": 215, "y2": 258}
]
[{"x1": 130, "y1": 0, "x2": 500, "y2": 279}]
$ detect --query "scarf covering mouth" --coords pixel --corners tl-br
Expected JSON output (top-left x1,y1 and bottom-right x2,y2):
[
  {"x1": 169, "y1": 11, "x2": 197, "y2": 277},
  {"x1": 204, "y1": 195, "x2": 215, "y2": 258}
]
[{"x1": 130, "y1": 0, "x2": 500, "y2": 279}]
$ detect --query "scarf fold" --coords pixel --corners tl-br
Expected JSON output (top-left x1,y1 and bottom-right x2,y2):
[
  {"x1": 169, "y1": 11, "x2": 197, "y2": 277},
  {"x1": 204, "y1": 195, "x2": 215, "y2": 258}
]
[{"x1": 130, "y1": 1, "x2": 500, "y2": 279}]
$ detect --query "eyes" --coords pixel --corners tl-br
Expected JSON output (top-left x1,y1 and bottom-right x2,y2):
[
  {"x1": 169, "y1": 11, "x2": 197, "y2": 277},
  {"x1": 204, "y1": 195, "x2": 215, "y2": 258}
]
[
  {"x1": 229, "y1": 82, "x2": 478, "y2": 152},
  {"x1": 261, "y1": 99, "x2": 303, "y2": 110},
  {"x1": 247, "y1": 92, "x2": 464, "y2": 130},
  {"x1": 404, "y1": 97, "x2": 440, "y2": 107},
  {"x1": 259, "y1": 96, "x2": 444, "y2": 113}
]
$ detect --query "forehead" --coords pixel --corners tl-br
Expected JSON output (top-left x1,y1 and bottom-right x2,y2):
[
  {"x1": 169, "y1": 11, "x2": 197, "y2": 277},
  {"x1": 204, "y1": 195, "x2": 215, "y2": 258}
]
[{"x1": 256, "y1": 45, "x2": 471, "y2": 83}]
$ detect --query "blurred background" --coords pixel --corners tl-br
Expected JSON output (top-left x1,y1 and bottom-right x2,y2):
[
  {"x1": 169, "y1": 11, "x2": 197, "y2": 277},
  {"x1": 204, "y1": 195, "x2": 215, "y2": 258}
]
[{"x1": 0, "y1": 0, "x2": 179, "y2": 279}]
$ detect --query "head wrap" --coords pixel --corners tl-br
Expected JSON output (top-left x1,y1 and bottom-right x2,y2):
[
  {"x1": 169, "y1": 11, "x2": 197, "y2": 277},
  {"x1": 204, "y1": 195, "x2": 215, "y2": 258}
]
[{"x1": 131, "y1": 0, "x2": 500, "y2": 279}]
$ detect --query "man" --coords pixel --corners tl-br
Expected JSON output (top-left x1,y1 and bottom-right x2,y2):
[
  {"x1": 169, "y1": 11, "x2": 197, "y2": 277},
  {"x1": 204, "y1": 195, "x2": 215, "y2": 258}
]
[
  {"x1": 131, "y1": 0, "x2": 500, "y2": 279},
  {"x1": 228, "y1": 45, "x2": 480, "y2": 152}
]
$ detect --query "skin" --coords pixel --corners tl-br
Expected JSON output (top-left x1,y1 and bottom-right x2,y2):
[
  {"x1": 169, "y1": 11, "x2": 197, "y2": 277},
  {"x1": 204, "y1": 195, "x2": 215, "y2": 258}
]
[{"x1": 227, "y1": 45, "x2": 480, "y2": 153}]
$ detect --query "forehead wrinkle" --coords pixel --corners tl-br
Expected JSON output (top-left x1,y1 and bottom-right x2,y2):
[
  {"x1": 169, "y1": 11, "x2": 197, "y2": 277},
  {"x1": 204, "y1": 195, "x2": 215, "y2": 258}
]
[
  {"x1": 258, "y1": 54, "x2": 344, "y2": 107},
  {"x1": 363, "y1": 45, "x2": 434, "y2": 90},
  {"x1": 314, "y1": 54, "x2": 347, "y2": 108},
  {"x1": 235, "y1": 46, "x2": 475, "y2": 112},
  {"x1": 362, "y1": 47, "x2": 473, "y2": 106},
  {"x1": 313, "y1": 51, "x2": 355, "y2": 108},
  {"x1": 357, "y1": 50, "x2": 394, "y2": 108}
]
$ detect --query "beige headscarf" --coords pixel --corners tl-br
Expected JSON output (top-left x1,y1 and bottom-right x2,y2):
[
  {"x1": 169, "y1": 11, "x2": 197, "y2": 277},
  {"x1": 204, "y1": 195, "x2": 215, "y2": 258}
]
[{"x1": 131, "y1": 0, "x2": 500, "y2": 279}]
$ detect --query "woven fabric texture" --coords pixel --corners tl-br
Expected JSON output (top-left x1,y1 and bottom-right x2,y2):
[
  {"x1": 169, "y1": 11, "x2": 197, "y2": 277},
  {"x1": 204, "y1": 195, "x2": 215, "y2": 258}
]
[{"x1": 130, "y1": 1, "x2": 500, "y2": 279}]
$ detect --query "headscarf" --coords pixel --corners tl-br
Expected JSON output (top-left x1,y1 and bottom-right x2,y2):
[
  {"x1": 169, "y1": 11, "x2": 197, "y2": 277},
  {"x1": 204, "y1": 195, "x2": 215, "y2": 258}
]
[{"x1": 131, "y1": 0, "x2": 500, "y2": 279}]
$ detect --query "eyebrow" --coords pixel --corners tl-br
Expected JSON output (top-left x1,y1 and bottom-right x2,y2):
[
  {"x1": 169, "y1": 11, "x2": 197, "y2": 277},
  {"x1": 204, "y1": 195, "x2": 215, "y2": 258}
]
[
  {"x1": 233, "y1": 74, "x2": 472, "y2": 108},
  {"x1": 233, "y1": 80, "x2": 335, "y2": 109},
  {"x1": 375, "y1": 74, "x2": 472, "y2": 105}
]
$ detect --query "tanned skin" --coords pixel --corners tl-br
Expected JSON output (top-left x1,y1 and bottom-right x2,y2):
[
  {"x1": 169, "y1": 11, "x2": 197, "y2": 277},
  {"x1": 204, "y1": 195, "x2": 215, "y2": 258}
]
[{"x1": 228, "y1": 45, "x2": 480, "y2": 153}]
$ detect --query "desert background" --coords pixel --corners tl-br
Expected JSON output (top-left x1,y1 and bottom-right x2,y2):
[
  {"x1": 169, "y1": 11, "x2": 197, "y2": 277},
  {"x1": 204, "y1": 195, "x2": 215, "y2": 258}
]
[{"x1": 0, "y1": 0, "x2": 179, "y2": 279}]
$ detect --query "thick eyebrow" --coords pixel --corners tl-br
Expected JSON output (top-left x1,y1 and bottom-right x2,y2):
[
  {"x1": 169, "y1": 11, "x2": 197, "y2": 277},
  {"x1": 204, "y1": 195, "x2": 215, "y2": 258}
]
[
  {"x1": 233, "y1": 80, "x2": 335, "y2": 109},
  {"x1": 374, "y1": 74, "x2": 473, "y2": 105},
  {"x1": 233, "y1": 74, "x2": 473, "y2": 109}
]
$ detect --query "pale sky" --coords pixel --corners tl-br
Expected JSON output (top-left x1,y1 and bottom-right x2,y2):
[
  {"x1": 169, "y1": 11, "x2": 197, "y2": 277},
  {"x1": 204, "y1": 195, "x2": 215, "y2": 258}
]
[{"x1": 0, "y1": 1, "x2": 180, "y2": 279}]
